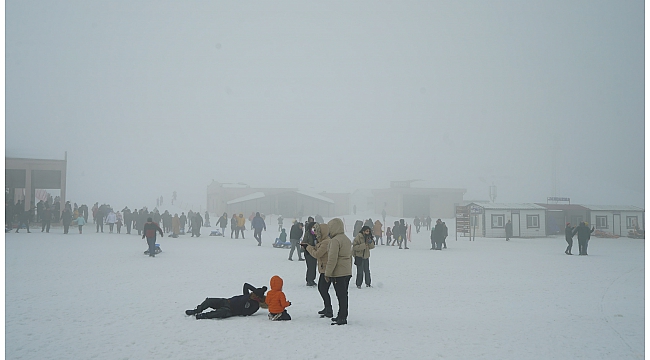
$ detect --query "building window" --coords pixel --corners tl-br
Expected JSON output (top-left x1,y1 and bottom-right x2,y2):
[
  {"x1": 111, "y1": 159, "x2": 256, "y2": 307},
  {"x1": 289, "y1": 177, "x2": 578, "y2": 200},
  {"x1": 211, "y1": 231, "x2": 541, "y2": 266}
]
[
  {"x1": 491, "y1": 214, "x2": 504, "y2": 228},
  {"x1": 595, "y1": 216, "x2": 608, "y2": 229},
  {"x1": 526, "y1": 215, "x2": 539, "y2": 228},
  {"x1": 627, "y1": 216, "x2": 639, "y2": 229}
]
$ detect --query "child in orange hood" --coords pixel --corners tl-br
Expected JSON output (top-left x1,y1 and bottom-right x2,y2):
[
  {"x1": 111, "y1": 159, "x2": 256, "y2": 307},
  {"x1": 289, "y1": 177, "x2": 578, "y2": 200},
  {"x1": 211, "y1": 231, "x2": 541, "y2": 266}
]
[{"x1": 266, "y1": 275, "x2": 292, "y2": 321}]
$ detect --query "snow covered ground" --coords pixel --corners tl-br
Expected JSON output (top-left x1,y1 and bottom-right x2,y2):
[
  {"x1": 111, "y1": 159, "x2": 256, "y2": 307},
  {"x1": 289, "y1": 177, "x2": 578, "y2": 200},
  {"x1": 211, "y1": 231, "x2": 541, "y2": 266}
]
[{"x1": 5, "y1": 213, "x2": 644, "y2": 360}]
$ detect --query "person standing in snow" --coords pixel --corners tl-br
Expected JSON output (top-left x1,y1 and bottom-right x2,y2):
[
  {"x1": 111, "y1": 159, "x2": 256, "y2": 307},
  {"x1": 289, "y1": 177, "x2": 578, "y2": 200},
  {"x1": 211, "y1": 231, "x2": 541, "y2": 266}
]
[
  {"x1": 442, "y1": 221, "x2": 449, "y2": 249},
  {"x1": 392, "y1": 221, "x2": 401, "y2": 246},
  {"x1": 565, "y1": 222, "x2": 575, "y2": 255},
  {"x1": 185, "y1": 283, "x2": 268, "y2": 319},
  {"x1": 116, "y1": 211, "x2": 123, "y2": 234},
  {"x1": 61, "y1": 208, "x2": 72, "y2": 234},
  {"x1": 236, "y1": 213, "x2": 246, "y2": 239},
  {"x1": 324, "y1": 218, "x2": 352, "y2": 326},
  {"x1": 230, "y1": 213, "x2": 238, "y2": 238},
  {"x1": 180, "y1": 212, "x2": 187, "y2": 234},
  {"x1": 302, "y1": 217, "x2": 318, "y2": 286},
  {"x1": 353, "y1": 220, "x2": 363, "y2": 238},
  {"x1": 414, "y1": 216, "x2": 421, "y2": 233},
  {"x1": 204, "y1": 211, "x2": 210, "y2": 227},
  {"x1": 373, "y1": 220, "x2": 383, "y2": 245},
  {"x1": 122, "y1": 207, "x2": 132, "y2": 234},
  {"x1": 386, "y1": 226, "x2": 393, "y2": 246},
  {"x1": 191, "y1": 212, "x2": 203, "y2": 237},
  {"x1": 95, "y1": 205, "x2": 105, "y2": 233},
  {"x1": 431, "y1": 219, "x2": 445, "y2": 250},
  {"x1": 15, "y1": 206, "x2": 31, "y2": 233},
  {"x1": 251, "y1": 212, "x2": 266, "y2": 246},
  {"x1": 41, "y1": 204, "x2": 52, "y2": 233},
  {"x1": 572, "y1": 221, "x2": 594, "y2": 255},
  {"x1": 304, "y1": 222, "x2": 333, "y2": 318},
  {"x1": 277, "y1": 215, "x2": 284, "y2": 232},
  {"x1": 105, "y1": 209, "x2": 117, "y2": 233},
  {"x1": 399, "y1": 219, "x2": 409, "y2": 249},
  {"x1": 76, "y1": 215, "x2": 86, "y2": 234},
  {"x1": 171, "y1": 214, "x2": 180, "y2": 238},
  {"x1": 288, "y1": 221, "x2": 304, "y2": 261},
  {"x1": 505, "y1": 219, "x2": 513, "y2": 241},
  {"x1": 187, "y1": 210, "x2": 194, "y2": 234},
  {"x1": 217, "y1": 212, "x2": 228, "y2": 237},
  {"x1": 142, "y1": 217, "x2": 163, "y2": 257},
  {"x1": 352, "y1": 226, "x2": 375, "y2": 289}
]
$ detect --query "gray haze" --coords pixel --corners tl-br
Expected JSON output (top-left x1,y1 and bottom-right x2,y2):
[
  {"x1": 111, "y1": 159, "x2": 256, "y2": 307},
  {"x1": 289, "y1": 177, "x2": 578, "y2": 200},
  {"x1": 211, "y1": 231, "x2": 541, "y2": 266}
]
[{"x1": 5, "y1": 1, "x2": 645, "y2": 209}]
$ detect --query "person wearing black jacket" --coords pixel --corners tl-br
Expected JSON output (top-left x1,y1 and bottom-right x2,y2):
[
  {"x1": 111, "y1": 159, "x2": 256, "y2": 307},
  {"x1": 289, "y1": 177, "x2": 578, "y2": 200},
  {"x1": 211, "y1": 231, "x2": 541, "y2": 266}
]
[
  {"x1": 217, "y1": 213, "x2": 228, "y2": 237},
  {"x1": 302, "y1": 217, "x2": 317, "y2": 286},
  {"x1": 288, "y1": 221, "x2": 304, "y2": 261},
  {"x1": 41, "y1": 205, "x2": 52, "y2": 233},
  {"x1": 142, "y1": 217, "x2": 163, "y2": 257},
  {"x1": 431, "y1": 219, "x2": 445, "y2": 250},
  {"x1": 61, "y1": 208, "x2": 72, "y2": 234},
  {"x1": 564, "y1": 223, "x2": 575, "y2": 255},
  {"x1": 191, "y1": 212, "x2": 203, "y2": 237},
  {"x1": 185, "y1": 283, "x2": 268, "y2": 319},
  {"x1": 122, "y1": 207, "x2": 132, "y2": 234},
  {"x1": 251, "y1": 212, "x2": 266, "y2": 246},
  {"x1": 95, "y1": 206, "x2": 105, "y2": 233},
  {"x1": 505, "y1": 220, "x2": 513, "y2": 241},
  {"x1": 15, "y1": 206, "x2": 31, "y2": 233},
  {"x1": 572, "y1": 222, "x2": 594, "y2": 255},
  {"x1": 400, "y1": 219, "x2": 409, "y2": 249}
]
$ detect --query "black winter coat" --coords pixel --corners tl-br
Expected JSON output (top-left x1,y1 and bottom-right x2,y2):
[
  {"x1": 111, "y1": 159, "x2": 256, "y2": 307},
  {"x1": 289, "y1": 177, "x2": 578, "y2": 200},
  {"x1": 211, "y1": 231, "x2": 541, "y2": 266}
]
[
  {"x1": 565, "y1": 226, "x2": 575, "y2": 240},
  {"x1": 290, "y1": 223, "x2": 303, "y2": 240},
  {"x1": 572, "y1": 224, "x2": 594, "y2": 241}
]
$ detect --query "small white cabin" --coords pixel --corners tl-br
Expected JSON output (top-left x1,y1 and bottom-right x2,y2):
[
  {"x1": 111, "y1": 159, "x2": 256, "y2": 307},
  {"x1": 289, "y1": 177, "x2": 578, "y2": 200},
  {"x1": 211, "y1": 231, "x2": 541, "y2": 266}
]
[
  {"x1": 464, "y1": 202, "x2": 547, "y2": 238},
  {"x1": 582, "y1": 205, "x2": 644, "y2": 236}
]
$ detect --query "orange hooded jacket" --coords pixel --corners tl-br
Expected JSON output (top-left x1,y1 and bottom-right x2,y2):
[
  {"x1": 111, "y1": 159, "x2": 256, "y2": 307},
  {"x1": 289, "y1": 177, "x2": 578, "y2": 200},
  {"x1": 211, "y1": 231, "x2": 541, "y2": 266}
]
[{"x1": 266, "y1": 275, "x2": 291, "y2": 314}]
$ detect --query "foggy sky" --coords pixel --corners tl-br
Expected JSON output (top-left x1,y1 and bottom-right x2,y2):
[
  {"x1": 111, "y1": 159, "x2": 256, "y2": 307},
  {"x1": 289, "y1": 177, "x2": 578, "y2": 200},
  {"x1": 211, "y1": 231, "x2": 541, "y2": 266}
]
[{"x1": 5, "y1": 1, "x2": 645, "y2": 210}]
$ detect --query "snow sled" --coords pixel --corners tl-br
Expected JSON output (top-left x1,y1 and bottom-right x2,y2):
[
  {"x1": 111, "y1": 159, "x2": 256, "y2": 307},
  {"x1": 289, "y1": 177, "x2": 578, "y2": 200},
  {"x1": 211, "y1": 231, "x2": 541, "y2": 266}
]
[
  {"x1": 209, "y1": 229, "x2": 223, "y2": 236},
  {"x1": 273, "y1": 238, "x2": 291, "y2": 248},
  {"x1": 144, "y1": 244, "x2": 162, "y2": 255}
]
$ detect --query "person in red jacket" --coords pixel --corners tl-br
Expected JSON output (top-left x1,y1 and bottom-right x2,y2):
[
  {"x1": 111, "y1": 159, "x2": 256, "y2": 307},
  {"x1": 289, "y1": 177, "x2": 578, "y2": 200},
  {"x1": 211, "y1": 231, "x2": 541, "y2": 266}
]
[
  {"x1": 142, "y1": 217, "x2": 163, "y2": 257},
  {"x1": 266, "y1": 275, "x2": 291, "y2": 321}
]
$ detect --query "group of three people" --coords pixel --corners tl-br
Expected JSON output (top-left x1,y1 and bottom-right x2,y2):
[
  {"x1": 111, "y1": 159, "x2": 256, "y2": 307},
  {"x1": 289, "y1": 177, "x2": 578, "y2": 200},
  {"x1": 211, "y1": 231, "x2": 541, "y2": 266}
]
[{"x1": 186, "y1": 217, "x2": 359, "y2": 325}]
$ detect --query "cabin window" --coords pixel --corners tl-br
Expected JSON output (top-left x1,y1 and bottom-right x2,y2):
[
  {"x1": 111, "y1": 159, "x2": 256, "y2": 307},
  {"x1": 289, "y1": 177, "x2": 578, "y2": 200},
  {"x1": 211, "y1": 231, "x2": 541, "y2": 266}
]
[
  {"x1": 491, "y1": 214, "x2": 504, "y2": 228},
  {"x1": 595, "y1": 216, "x2": 608, "y2": 229},
  {"x1": 626, "y1": 216, "x2": 638, "y2": 229},
  {"x1": 526, "y1": 215, "x2": 539, "y2": 228}
]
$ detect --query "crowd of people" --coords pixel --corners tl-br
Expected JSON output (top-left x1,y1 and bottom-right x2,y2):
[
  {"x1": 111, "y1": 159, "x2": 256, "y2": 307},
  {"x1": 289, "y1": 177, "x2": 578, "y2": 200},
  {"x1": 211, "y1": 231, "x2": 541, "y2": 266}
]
[{"x1": 8, "y1": 198, "x2": 600, "y2": 326}]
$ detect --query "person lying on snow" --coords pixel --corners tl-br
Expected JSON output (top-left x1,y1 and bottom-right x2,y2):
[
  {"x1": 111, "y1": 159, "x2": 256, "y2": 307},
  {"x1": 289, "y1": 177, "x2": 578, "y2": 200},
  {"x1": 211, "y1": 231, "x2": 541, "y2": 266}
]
[{"x1": 185, "y1": 283, "x2": 268, "y2": 319}]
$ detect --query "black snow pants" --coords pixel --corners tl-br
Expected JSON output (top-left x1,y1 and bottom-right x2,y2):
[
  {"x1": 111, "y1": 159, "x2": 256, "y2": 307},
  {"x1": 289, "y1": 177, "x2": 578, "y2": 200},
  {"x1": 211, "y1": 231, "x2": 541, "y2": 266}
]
[
  {"x1": 195, "y1": 298, "x2": 233, "y2": 319},
  {"x1": 305, "y1": 251, "x2": 317, "y2": 284}
]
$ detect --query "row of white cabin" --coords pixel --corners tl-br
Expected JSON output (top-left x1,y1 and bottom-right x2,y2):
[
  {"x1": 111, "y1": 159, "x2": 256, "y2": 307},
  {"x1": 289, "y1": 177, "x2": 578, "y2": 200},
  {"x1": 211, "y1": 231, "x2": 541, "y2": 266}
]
[{"x1": 457, "y1": 202, "x2": 644, "y2": 239}]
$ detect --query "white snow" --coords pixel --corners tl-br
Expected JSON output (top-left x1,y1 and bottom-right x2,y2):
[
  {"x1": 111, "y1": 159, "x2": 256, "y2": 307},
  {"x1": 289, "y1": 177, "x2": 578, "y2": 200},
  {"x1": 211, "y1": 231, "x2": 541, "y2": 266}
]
[{"x1": 5, "y1": 214, "x2": 644, "y2": 360}]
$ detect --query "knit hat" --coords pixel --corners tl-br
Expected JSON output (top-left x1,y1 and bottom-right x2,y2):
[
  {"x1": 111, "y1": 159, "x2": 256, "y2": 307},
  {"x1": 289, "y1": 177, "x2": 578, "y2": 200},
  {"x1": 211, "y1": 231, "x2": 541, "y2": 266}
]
[{"x1": 252, "y1": 286, "x2": 267, "y2": 299}]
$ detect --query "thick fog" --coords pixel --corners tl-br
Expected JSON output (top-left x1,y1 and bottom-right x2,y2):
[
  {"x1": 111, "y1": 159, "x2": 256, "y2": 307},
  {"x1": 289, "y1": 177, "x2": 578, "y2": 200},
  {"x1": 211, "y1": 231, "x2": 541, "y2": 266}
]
[{"x1": 5, "y1": 1, "x2": 645, "y2": 209}]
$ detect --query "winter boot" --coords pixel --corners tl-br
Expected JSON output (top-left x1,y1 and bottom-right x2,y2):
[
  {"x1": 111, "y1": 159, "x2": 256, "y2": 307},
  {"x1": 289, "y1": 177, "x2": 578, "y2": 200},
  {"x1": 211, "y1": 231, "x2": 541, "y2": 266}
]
[
  {"x1": 331, "y1": 318, "x2": 347, "y2": 325},
  {"x1": 320, "y1": 307, "x2": 333, "y2": 318}
]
